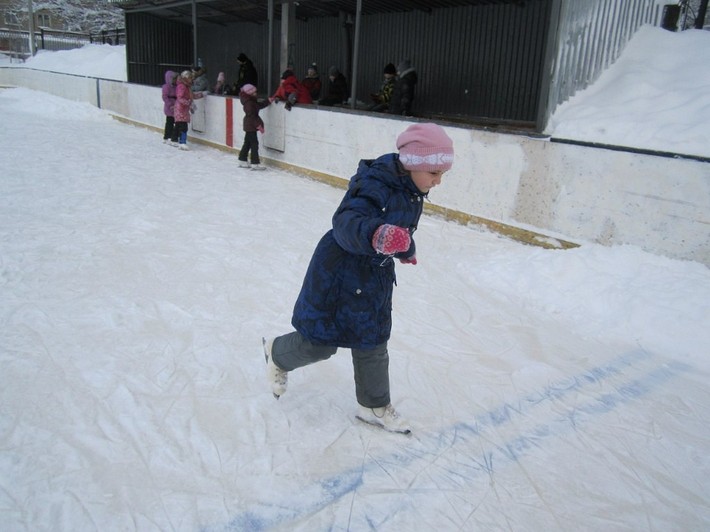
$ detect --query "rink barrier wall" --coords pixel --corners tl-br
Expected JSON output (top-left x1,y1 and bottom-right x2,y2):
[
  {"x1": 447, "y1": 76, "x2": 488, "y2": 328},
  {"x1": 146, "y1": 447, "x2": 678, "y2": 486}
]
[{"x1": 2, "y1": 67, "x2": 708, "y2": 265}]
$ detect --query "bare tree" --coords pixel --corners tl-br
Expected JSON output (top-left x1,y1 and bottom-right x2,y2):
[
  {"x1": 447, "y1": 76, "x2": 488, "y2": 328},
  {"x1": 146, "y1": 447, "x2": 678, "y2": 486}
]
[{"x1": 680, "y1": 0, "x2": 709, "y2": 29}]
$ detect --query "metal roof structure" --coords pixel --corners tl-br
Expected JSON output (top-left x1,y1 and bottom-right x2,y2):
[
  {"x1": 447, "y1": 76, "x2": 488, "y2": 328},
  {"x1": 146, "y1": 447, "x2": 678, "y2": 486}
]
[
  {"x1": 113, "y1": 0, "x2": 664, "y2": 131},
  {"x1": 112, "y1": 0, "x2": 516, "y2": 26}
]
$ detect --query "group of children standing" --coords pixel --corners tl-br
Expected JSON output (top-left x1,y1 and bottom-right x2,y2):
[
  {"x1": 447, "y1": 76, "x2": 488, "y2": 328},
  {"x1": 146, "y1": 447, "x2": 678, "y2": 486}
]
[
  {"x1": 161, "y1": 69, "x2": 204, "y2": 151},
  {"x1": 161, "y1": 66, "x2": 268, "y2": 168},
  {"x1": 160, "y1": 57, "x2": 417, "y2": 167}
]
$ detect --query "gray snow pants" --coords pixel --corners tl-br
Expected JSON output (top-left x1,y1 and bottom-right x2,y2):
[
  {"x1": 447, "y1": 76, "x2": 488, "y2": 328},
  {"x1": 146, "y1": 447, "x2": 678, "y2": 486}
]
[{"x1": 271, "y1": 331, "x2": 390, "y2": 408}]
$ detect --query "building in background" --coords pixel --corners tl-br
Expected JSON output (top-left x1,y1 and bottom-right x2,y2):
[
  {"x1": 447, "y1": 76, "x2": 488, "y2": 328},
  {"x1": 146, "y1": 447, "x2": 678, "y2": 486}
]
[
  {"x1": 1, "y1": 0, "x2": 62, "y2": 31},
  {"x1": 0, "y1": 0, "x2": 124, "y2": 57},
  {"x1": 0, "y1": 0, "x2": 123, "y2": 32}
]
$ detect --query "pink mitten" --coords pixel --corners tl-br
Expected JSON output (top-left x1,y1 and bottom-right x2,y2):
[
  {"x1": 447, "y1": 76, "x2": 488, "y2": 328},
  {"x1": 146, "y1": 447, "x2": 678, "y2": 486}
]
[
  {"x1": 399, "y1": 255, "x2": 417, "y2": 265},
  {"x1": 372, "y1": 224, "x2": 411, "y2": 255}
]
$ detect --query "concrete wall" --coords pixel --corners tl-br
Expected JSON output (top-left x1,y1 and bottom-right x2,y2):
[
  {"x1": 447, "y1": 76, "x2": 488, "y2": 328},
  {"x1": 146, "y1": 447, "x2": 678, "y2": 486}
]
[{"x1": 2, "y1": 66, "x2": 708, "y2": 265}]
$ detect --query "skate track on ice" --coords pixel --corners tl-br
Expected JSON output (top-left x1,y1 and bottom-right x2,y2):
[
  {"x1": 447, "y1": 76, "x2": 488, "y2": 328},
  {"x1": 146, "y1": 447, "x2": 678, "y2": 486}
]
[{"x1": 217, "y1": 349, "x2": 692, "y2": 531}]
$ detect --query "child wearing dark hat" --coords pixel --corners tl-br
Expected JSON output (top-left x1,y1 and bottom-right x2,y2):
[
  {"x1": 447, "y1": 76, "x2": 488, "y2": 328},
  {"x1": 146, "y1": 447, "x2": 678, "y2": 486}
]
[
  {"x1": 301, "y1": 63, "x2": 322, "y2": 100},
  {"x1": 237, "y1": 84, "x2": 270, "y2": 170},
  {"x1": 262, "y1": 123, "x2": 455, "y2": 434},
  {"x1": 368, "y1": 63, "x2": 397, "y2": 112},
  {"x1": 318, "y1": 66, "x2": 348, "y2": 106},
  {"x1": 269, "y1": 70, "x2": 313, "y2": 110}
]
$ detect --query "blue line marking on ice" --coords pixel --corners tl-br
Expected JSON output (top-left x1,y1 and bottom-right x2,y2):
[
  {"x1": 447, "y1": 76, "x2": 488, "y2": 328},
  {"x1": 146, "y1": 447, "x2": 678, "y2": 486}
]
[
  {"x1": 210, "y1": 350, "x2": 690, "y2": 531},
  {"x1": 205, "y1": 469, "x2": 364, "y2": 532}
]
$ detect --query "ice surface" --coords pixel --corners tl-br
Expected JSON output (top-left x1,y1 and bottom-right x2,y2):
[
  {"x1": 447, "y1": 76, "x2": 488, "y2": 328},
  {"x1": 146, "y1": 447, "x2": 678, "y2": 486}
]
[
  {"x1": 2, "y1": 28, "x2": 710, "y2": 529},
  {"x1": 1, "y1": 87, "x2": 709, "y2": 531}
]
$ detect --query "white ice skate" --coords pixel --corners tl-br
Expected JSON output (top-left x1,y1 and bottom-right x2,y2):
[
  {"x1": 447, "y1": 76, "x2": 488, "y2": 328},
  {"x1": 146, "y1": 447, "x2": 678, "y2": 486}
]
[
  {"x1": 251, "y1": 164, "x2": 267, "y2": 171},
  {"x1": 263, "y1": 337, "x2": 287, "y2": 399},
  {"x1": 356, "y1": 404, "x2": 411, "y2": 435},
  {"x1": 238, "y1": 161, "x2": 251, "y2": 168}
]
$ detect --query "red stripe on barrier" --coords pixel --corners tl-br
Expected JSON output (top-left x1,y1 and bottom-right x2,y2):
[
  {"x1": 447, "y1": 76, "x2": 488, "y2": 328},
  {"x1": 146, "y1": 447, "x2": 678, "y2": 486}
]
[{"x1": 226, "y1": 98, "x2": 233, "y2": 147}]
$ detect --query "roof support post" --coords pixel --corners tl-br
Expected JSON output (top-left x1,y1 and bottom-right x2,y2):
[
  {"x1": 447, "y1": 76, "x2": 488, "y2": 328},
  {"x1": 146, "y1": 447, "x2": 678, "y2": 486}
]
[
  {"x1": 268, "y1": 0, "x2": 274, "y2": 94},
  {"x1": 349, "y1": 0, "x2": 362, "y2": 109},
  {"x1": 27, "y1": 0, "x2": 36, "y2": 56},
  {"x1": 535, "y1": 0, "x2": 563, "y2": 133},
  {"x1": 191, "y1": 0, "x2": 197, "y2": 66},
  {"x1": 280, "y1": 2, "x2": 296, "y2": 74}
]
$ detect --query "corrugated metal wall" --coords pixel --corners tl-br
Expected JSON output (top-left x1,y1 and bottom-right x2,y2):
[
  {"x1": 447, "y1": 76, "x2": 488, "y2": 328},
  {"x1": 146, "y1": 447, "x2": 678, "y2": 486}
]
[
  {"x1": 198, "y1": 20, "x2": 271, "y2": 92},
  {"x1": 124, "y1": 0, "x2": 667, "y2": 130},
  {"x1": 290, "y1": 0, "x2": 552, "y2": 125},
  {"x1": 545, "y1": 0, "x2": 665, "y2": 119},
  {"x1": 126, "y1": 13, "x2": 192, "y2": 86},
  {"x1": 127, "y1": 2, "x2": 553, "y2": 126},
  {"x1": 289, "y1": 15, "x2": 342, "y2": 84}
]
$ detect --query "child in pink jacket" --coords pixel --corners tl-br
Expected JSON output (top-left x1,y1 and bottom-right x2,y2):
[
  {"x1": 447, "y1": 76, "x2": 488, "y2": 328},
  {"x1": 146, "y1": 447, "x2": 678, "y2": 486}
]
[
  {"x1": 161, "y1": 70, "x2": 177, "y2": 144},
  {"x1": 170, "y1": 70, "x2": 203, "y2": 150}
]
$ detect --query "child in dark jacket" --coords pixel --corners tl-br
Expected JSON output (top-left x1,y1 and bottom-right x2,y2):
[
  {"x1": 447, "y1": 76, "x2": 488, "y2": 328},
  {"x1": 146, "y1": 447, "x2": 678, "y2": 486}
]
[
  {"x1": 368, "y1": 63, "x2": 397, "y2": 113},
  {"x1": 238, "y1": 84, "x2": 270, "y2": 170},
  {"x1": 390, "y1": 59, "x2": 418, "y2": 116},
  {"x1": 262, "y1": 123, "x2": 455, "y2": 434},
  {"x1": 301, "y1": 63, "x2": 322, "y2": 100},
  {"x1": 161, "y1": 70, "x2": 177, "y2": 143},
  {"x1": 318, "y1": 66, "x2": 348, "y2": 106}
]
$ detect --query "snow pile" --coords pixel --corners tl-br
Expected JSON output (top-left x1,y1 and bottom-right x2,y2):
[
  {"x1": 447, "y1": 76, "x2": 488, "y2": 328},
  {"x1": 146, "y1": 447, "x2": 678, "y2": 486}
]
[
  {"x1": 7, "y1": 85, "x2": 111, "y2": 120},
  {"x1": 7, "y1": 43, "x2": 127, "y2": 81},
  {"x1": 469, "y1": 243, "x2": 710, "y2": 360},
  {"x1": 546, "y1": 26, "x2": 710, "y2": 158}
]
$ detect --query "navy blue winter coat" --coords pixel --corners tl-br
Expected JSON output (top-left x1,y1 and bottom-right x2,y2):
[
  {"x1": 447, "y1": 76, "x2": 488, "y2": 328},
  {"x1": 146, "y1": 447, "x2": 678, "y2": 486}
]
[{"x1": 291, "y1": 153, "x2": 425, "y2": 349}]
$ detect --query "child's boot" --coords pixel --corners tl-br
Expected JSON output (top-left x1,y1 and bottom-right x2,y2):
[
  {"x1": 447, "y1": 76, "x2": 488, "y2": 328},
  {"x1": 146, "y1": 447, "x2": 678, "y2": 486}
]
[
  {"x1": 356, "y1": 403, "x2": 411, "y2": 434},
  {"x1": 179, "y1": 131, "x2": 189, "y2": 149},
  {"x1": 263, "y1": 337, "x2": 288, "y2": 399}
]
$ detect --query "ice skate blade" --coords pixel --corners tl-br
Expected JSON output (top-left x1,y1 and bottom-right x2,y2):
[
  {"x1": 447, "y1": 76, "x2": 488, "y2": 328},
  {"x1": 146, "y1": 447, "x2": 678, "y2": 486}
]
[{"x1": 356, "y1": 415, "x2": 411, "y2": 435}]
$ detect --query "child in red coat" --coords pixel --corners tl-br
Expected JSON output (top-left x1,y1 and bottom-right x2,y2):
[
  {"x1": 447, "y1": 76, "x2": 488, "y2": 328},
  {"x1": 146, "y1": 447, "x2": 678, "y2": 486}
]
[{"x1": 269, "y1": 70, "x2": 313, "y2": 110}]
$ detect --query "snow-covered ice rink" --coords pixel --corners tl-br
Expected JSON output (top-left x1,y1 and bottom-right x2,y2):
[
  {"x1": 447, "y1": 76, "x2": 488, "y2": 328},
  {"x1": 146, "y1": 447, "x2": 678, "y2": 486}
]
[{"x1": 1, "y1": 88, "x2": 709, "y2": 531}]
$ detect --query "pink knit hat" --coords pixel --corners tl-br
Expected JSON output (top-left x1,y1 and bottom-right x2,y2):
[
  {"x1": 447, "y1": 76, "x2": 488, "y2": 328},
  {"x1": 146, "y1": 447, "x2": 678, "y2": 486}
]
[
  {"x1": 396, "y1": 123, "x2": 454, "y2": 172},
  {"x1": 241, "y1": 84, "x2": 257, "y2": 96}
]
